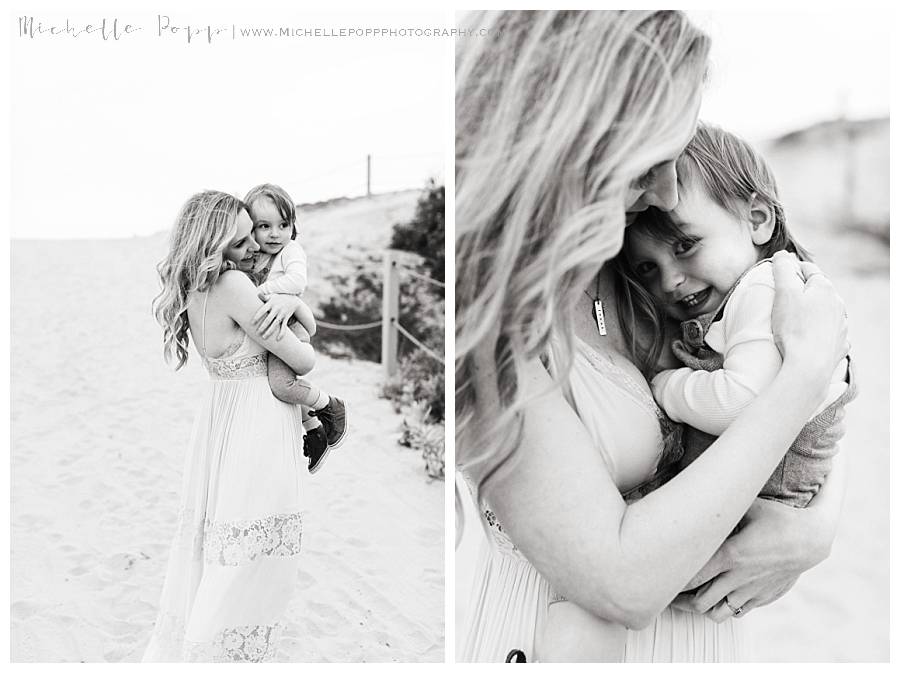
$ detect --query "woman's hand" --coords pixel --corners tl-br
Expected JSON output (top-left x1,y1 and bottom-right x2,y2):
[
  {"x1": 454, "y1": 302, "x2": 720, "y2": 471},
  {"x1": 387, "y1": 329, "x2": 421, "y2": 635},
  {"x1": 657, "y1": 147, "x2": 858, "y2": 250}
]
[
  {"x1": 670, "y1": 494, "x2": 837, "y2": 621},
  {"x1": 252, "y1": 294, "x2": 301, "y2": 340},
  {"x1": 771, "y1": 251, "x2": 848, "y2": 386}
]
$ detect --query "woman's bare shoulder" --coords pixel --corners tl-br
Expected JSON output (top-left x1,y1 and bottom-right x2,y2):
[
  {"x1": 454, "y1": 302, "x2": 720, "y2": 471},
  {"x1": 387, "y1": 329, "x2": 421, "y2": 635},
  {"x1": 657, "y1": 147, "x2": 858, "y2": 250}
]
[{"x1": 215, "y1": 269, "x2": 255, "y2": 293}]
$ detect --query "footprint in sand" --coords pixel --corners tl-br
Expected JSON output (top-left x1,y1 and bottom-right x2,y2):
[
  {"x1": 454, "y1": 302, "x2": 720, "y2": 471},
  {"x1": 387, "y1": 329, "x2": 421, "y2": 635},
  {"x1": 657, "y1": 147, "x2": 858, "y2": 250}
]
[
  {"x1": 103, "y1": 646, "x2": 130, "y2": 663},
  {"x1": 10, "y1": 600, "x2": 41, "y2": 620}
]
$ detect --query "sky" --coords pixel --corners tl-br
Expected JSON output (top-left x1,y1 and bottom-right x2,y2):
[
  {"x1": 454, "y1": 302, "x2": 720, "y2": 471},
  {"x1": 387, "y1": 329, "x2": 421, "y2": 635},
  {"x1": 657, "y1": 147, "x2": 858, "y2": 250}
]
[
  {"x1": 11, "y1": 9, "x2": 449, "y2": 238},
  {"x1": 9, "y1": 8, "x2": 892, "y2": 238},
  {"x1": 690, "y1": 10, "x2": 891, "y2": 140}
]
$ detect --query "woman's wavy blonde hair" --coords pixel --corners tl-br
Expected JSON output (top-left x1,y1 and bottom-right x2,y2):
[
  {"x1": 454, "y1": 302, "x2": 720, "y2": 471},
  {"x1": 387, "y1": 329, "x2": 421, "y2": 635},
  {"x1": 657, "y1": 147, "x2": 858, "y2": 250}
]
[
  {"x1": 456, "y1": 11, "x2": 711, "y2": 499},
  {"x1": 152, "y1": 190, "x2": 248, "y2": 369}
]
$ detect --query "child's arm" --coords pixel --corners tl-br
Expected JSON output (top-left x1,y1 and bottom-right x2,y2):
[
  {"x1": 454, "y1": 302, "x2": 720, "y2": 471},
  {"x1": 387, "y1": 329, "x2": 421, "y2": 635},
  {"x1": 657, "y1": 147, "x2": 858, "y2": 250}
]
[
  {"x1": 651, "y1": 270, "x2": 783, "y2": 435},
  {"x1": 257, "y1": 241, "x2": 308, "y2": 296}
]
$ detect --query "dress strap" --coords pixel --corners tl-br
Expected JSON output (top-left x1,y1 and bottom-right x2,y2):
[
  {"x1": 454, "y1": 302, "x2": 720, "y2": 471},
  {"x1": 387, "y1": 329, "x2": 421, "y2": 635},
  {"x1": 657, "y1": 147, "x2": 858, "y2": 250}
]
[{"x1": 200, "y1": 290, "x2": 210, "y2": 360}]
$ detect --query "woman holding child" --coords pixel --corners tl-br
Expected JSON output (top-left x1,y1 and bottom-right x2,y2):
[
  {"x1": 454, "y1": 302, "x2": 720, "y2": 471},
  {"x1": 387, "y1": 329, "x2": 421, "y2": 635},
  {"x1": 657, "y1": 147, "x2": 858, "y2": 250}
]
[
  {"x1": 456, "y1": 10, "x2": 849, "y2": 662},
  {"x1": 144, "y1": 186, "x2": 345, "y2": 662}
]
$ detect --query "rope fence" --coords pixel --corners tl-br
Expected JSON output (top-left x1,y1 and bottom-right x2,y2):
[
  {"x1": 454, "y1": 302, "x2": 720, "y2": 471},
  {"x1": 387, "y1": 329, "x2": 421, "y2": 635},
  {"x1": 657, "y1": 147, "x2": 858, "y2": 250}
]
[
  {"x1": 316, "y1": 318, "x2": 383, "y2": 331},
  {"x1": 394, "y1": 320, "x2": 444, "y2": 364},
  {"x1": 313, "y1": 249, "x2": 444, "y2": 377},
  {"x1": 395, "y1": 264, "x2": 446, "y2": 290}
]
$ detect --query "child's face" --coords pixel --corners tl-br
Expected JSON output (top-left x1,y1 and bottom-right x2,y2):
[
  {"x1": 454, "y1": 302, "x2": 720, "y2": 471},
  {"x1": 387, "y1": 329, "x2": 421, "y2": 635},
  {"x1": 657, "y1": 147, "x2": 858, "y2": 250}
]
[
  {"x1": 249, "y1": 197, "x2": 293, "y2": 256},
  {"x1": 625, "y1": 183, "x2": 762, "y2": 322},
  {"x1": 223, "y1": 210, "x2": 260, "y2": 266}
]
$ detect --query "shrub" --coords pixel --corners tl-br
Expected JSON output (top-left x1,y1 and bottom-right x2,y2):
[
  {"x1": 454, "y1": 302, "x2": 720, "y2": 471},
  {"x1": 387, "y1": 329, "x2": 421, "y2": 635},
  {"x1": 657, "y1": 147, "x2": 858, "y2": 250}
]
[
  {"x1": 389, "y1": 179, "x2": 444, "y2": 293},
  {"x1": 314, "y1": 181, "x2": 445, "y2": 478}
]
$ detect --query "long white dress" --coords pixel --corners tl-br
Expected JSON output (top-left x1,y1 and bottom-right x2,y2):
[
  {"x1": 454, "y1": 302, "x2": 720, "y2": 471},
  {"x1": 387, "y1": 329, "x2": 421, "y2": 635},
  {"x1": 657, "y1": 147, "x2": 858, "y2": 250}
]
[
  {"x1": 143, "y1": 292, "x2": 304, "y2": 662},
  {"x1": 459, "y1": 337, "x2": 744, "y2": 662}
]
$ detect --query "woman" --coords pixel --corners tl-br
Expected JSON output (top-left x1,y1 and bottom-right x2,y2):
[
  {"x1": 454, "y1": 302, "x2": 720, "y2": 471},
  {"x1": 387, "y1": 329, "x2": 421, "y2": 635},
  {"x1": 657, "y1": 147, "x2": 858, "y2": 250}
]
[
  {"x1": 144, "y1": 191, "x2": 315, "y2": 662},
  {"x1": 456, "y1": 11, "x2": 848, "y2": 662}
]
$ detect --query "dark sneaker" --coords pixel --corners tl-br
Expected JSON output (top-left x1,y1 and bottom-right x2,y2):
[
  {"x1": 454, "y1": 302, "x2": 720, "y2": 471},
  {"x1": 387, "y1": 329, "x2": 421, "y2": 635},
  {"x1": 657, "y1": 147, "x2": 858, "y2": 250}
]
[
  {"x1": 310, "y1": 397, "x2": 348, "y2": 449},
  {"x1": 303, "y1": 424, "x2": 330, "y2": 474}
]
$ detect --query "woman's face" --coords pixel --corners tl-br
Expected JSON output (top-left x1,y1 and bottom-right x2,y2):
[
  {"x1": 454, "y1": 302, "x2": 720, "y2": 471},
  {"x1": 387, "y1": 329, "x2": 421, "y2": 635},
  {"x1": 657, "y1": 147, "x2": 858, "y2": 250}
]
[
  {"x1": 623, "y1": 93, "x2": 702, "y2": 218},
  {"x1": 223, "y1": 209, "x2": 260, "y2": 266}
]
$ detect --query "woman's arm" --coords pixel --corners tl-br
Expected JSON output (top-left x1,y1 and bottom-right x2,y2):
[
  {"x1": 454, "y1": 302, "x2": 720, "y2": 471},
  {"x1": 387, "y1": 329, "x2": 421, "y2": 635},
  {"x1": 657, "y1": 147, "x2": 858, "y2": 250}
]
[
  {"x1": 481, "y1": 253, "x2": 847, "y2": 629},
  {"x1": 673, "y1": 446, "x2": 848, "y2": 620},
  {"x1": 217, "y1": 271, "x2": 315, "y2": 375},
  {"x1": 486, "y1": 355, "x2": 826, "y2": 629}
]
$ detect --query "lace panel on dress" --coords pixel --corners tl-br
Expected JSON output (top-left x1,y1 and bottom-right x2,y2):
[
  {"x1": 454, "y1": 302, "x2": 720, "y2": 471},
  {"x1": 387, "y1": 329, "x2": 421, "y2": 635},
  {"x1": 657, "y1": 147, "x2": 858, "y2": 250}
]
[
  {"x1": 204, "y1": 511, "x2": 303, "y2": 566},
  {"x1": 204, "y1": 353, "x2": 268, "y2": 380},
  {"x1": 482, "y1": 507, "x2": 525, "y2": 559},
  {"x1": 184, "y1": 622, "x2": 285, "y2": 662}
]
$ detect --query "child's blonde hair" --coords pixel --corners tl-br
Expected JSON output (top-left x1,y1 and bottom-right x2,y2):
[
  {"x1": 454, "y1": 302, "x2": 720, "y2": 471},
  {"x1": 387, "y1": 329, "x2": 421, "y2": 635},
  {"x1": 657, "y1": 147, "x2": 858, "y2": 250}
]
[
  {"x1": 456, "y1": 10, "x2": 710, "y2": 495},
  {"x1": 152, "y1": 191, "x2": 248, "y2": 369},
  {"x1": 244, "y1": 183, "x2": 298, "y2": 240},
  {"x1": 618, "y1": 122, "x2": 811, "y2": 374}
]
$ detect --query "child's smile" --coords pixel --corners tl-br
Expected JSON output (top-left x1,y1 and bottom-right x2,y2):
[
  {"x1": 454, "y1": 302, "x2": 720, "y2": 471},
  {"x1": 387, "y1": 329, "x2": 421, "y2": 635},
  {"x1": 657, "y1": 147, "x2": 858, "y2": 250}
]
[{"x1": 625, "y1": 183, "x2": 764, "y2": 322}]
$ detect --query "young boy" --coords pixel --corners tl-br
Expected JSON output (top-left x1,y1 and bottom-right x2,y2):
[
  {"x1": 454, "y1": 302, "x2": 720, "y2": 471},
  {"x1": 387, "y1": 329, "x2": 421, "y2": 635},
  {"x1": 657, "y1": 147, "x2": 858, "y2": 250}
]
[{"x1": 244, "y1": 183, "x2": 348, "y2": 473}]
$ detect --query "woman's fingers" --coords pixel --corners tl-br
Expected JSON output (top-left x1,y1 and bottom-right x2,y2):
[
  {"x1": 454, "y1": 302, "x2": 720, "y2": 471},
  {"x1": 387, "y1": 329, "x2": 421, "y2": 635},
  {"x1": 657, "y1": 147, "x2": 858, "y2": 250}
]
[
  {"x1": 682, "y1": 539, "x2": 735, "y2": 592},
  {"x1": 683, "y1": 568, "x2": 744, "y2": 614},
  {"x1": 706, "y1": 595, "x2": 747, "y2": 623},
  {"x1": 771, "y1": 250, "x2": 804, "y2": 293}
]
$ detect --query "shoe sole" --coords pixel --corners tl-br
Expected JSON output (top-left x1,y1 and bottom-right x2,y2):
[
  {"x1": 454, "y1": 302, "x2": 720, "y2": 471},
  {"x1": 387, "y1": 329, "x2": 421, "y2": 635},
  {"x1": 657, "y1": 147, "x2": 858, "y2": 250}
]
[
  {"x1": 308, "y1": 443, "x2": 332, "y2": 475},
  {"x1": 327, "y1": 400, "x2": 349, "y2": 451},
  {"x1": 308, "y1": 402, "x2": 348, "y2": 474}
]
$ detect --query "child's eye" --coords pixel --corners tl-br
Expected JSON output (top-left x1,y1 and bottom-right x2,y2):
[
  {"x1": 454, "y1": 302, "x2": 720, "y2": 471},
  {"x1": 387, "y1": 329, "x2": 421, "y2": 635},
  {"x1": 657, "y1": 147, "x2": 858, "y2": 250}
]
[
  {"x1": 634, "y1": 261, "x2": 656, "y2": 277},
  {"x1": 673, "y1": 238, "x2": 698, "y2": 255}
]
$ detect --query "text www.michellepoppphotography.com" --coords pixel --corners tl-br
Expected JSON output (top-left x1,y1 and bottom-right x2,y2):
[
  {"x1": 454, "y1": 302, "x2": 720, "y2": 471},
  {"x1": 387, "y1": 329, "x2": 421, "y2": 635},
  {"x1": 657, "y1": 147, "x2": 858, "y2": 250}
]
[{"x1": 16, "y1": 15, "x2": 500, "y2": 44}]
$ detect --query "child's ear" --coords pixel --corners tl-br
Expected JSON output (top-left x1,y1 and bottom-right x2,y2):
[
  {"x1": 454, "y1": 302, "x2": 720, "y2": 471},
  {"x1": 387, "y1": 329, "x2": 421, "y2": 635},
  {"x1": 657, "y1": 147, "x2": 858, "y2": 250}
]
[{"x1": 747, "y1": 192, "x2": 775, "y2": 246}]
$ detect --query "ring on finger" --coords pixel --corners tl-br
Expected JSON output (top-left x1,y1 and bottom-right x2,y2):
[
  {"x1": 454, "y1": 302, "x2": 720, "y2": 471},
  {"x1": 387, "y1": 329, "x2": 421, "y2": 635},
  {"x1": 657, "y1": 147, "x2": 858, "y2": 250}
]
[{"x1": 724, "y1": 596, "x2": 744, "y2": 617}]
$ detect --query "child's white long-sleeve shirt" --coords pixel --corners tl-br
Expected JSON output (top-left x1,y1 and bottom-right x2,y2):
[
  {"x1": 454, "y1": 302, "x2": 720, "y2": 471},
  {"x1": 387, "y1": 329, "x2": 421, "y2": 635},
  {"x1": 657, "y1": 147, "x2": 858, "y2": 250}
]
[
  {"x1": 258, "y1": 239, "x2": 308, "y2": 297},
  {"x1": 651, "y1": 261, "x2": 848, "y2": 436}
]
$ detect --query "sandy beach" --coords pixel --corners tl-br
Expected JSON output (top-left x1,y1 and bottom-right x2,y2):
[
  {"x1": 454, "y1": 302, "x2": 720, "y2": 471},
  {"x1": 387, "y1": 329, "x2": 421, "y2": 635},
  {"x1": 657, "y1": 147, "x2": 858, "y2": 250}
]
[
  {"x1": 455, "y1": 224, "x2": 890, "y2": 662},
  {"x1": 10, "y1": 192, "x2": 444, "y2": 663}
]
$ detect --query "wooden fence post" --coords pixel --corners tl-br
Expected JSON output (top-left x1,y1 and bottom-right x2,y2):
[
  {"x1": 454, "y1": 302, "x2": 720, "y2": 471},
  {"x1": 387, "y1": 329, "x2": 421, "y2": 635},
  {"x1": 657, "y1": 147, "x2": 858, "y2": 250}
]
[{"x1": 382, "y1": 250, "x2": 399, "y2": 378}]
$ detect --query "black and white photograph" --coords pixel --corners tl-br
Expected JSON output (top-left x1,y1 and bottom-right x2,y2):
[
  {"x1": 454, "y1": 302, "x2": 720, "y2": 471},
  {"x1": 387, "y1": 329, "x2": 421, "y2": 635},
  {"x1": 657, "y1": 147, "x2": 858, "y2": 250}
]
[
  {"x1": 455, "y1": 9, "x2": 889, "y2": 663},
  {"x1": 10, "y1": 7, "x2": 445, "y2": 663}
]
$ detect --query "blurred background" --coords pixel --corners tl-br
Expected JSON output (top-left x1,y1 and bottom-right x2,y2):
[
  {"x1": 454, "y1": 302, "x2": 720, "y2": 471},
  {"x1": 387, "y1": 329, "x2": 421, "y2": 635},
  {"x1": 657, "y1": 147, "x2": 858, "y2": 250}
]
[{"x1": 456, "y1": 9, "x2": 890, "y2": 663}]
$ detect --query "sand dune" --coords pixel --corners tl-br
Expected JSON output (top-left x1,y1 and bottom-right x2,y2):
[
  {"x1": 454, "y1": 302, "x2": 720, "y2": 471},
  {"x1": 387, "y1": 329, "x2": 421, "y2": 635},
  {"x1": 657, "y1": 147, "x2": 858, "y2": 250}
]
[{"x1": 10, "y1": 191, "x2": 443, "y2": 663}]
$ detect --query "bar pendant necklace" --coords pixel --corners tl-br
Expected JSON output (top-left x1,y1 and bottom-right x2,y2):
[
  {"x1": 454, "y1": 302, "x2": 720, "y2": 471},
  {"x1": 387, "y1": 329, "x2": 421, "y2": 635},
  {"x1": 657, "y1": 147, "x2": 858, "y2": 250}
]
[
  {"x1": 584, "y1": 274, "x2": 607, "y2": 336},
  {"x1": 593, "y1": 298, "x2": 607, "y2": 336}
]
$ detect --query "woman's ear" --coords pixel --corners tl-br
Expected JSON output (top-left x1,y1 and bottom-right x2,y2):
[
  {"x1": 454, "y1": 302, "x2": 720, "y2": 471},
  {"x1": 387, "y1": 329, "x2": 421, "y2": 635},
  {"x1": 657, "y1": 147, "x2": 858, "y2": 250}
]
[{"x1": 747, "y1": 192, "x2": 776, "y2": 246}]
